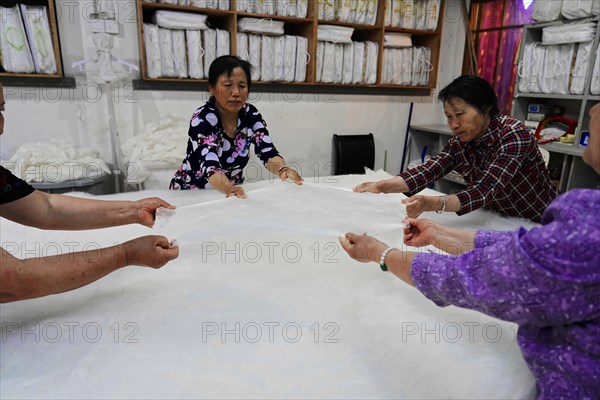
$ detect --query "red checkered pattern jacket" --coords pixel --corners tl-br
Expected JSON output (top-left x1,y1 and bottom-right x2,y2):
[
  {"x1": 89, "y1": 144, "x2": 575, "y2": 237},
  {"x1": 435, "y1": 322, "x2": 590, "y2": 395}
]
[{"x1": 400, "y1": 115, "x2": 558, "y2": 222}]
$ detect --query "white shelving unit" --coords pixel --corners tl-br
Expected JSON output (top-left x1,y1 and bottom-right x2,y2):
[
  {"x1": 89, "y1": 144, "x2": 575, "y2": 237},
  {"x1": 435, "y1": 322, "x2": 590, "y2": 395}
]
[{"x1": 511, "y1": 17, "x2": 600, "y2": 192}]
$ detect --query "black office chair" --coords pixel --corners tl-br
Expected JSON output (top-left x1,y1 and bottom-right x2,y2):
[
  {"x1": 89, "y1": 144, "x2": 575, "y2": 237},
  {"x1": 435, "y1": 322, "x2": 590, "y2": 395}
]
[{"x1": 332, "y1": 133, "x2": 375, "y2": 175}]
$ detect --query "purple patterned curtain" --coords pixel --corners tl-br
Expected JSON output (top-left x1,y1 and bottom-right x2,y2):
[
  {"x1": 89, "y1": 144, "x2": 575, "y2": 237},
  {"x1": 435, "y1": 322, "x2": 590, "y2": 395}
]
[
  {"x1": 473, "y1": 0, "x2": 533, "y2": 114},
  {"x1": 480, "y1": 1, "x2": 504, "y2": 29},
  {"x1": 477, "y1": 30, "x2": 500, "y2": 84},
  {"x1": 494, "y1": 28, "x2": 523, "y2": 114},
  {"x1": 503, "y1": 0, "x2": 534, "y2": 26}
]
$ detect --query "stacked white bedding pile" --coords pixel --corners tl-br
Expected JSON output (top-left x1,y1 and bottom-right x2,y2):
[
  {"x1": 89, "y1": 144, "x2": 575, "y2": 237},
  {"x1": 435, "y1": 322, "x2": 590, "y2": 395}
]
[
  {"x1": 381, "y1": 34, "x2": 432, "y2": 87},
  {"x1": 0, "y1": 5, "x2": 57, "y2": 74},
  {"x1": 2, "y1": 141, "x2": 110, "y2": 183},
  {"x1": 384, "y1": 0, "x2": 440, "y2": 30},
  {"x1": 121, "y1": 114, "x2": 188, "y2": 183},
  {"x1": 517, "y1": 22, "x2": 599, "y2": 95},
  {"x1": 533, "y1": 0, "x2": 600, "y2": 22},
  {"x1": 122, "y1": 114, "x2": 188, "y2": 167},
  {"x1": 144, "y1": 10, "x2": 230, "y2": 79},
  {"x1": 143, "y1": 0, "x2": 230, "y2": 10},
  {"x1": 237, "y1": 18, "x2": 308, "y2": 82},
  {"x1": 315, "y1": 25, "x2": 377, "y2": 85},
  {"x1": 318, "y1": 0, "x2": 378, "y2": 25},
  {"x1": 236, "y1": 0, "x2": 309, "y2": 17}
]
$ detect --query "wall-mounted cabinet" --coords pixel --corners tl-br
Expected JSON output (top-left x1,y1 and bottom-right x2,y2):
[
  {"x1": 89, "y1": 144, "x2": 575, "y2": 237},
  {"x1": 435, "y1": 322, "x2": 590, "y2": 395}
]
[
  {"x1": 135, "y1": 0, "x2": 443, "y2": 93},
  {"x1": 0, "y1": 0, "x2": 73, "y2": 86}
]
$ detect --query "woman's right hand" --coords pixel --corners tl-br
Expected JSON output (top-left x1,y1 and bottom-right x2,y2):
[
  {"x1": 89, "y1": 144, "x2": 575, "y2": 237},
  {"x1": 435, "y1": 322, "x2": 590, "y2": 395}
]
[
  {"x1": 226, "y1": 186, "x2": 246, "y2": 199},
  {"x1": 353, "y1": 181, "x2": 380, "y2": 193},
  {"x1": 403, "y1": 217, "x2": 440, "y2": 247}
]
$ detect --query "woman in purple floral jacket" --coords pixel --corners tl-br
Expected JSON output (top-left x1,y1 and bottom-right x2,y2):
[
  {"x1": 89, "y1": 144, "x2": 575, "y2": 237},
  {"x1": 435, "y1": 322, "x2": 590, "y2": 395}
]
[{"x1": 170, "y1": 56, "x2": 302, "y2": 198}]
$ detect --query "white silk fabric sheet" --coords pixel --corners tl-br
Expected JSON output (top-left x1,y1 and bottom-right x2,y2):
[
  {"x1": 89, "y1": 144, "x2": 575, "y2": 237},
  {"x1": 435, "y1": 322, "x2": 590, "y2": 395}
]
[{"x1": 0, "y1": 172, "x2": 536, "y2": 399}]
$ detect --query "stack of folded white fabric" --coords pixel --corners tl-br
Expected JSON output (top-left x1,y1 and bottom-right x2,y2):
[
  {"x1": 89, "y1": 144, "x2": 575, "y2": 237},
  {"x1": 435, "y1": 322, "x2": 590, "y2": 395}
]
[
  {"x1": 238, "y1": 18, "x2": 285, "y2": 35},
  {"x1": 153, "y1": 10, "x2": 209, "y2": 29},
  {"x1": 316, "y1": 40, "x2": 377, "y2": 84},
  {"x1": 238, "y1": 32, "x2": 308, "y2": 82},
  {"x1": 155, "y1": 0, "x2": 230, "y2": 9},
  {"x1": 532, "y1": 0, "x2": 600, "y2": 21},
  {"x1": 122, "y1": 114, "x2": 189, "y2": 169},
  {"x1": 590, "y1": 43, "x2": 600, "y2": 95},
  {"x1": 3, "y1": 141, "x2": 111, "y2": 183},
  {"x1": 317, "y1": 25, "x2": 354, "y2": 43},
  {"x1": 518, "y1": 38, "x2": 596, "y2": 95},
  {"x1": 539, "y1": 43, "x2": 574, "y2": 95},
  {"x1": 319, "y1": 0, "x2": 378, "y2": 25},
  {"x1": 382, "y1": 46, "x2": 431, "y2": 86},
  {"x1": 542, "y1": 22, "x2": 596, "y2": 45},
  {"x1": 144, "y1": 19, "x2": 229, "y2": 79},
  {"x1": 384, "y1": 33, "x2": 412, "y2": 48},
  {"x1": 517, "y1": 42, "x2": 545, "y2": 94},
  {"x1": 385, "y1": 0, "x2": 440, "y2": 30},
  {"x1": 237, "y1": 0, "x2": 308, "y2": 18},
  {"x1": 0, "y1": 5, "x2": 58, "y2": 74},
  {"x1": 570, "y1": 41, "x2": 593, "y2": 95},
  {"x1": 20, "y1": 4, "x2": 57, "y2": 74}
]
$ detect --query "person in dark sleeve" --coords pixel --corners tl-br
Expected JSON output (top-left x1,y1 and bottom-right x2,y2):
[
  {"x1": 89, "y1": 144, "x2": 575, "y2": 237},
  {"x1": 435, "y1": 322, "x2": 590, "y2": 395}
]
[
  {"x1": 170, "y1": 55, "x2": 303, "y2": 198},
  {"x1": 354, "y1": 75, "x2": 558, "y2": 222},
  {"x1": 339, "y1": 103, "x2": 600, "y2": 398},
  {"x1": 0, "y1": 82, "x2": 179, "y2": 303}
]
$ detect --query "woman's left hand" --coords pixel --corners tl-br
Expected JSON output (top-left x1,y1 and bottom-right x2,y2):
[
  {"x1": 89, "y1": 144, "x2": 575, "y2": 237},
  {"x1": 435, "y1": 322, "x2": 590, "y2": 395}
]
[
  {"x1": 279, "y1": 167, "x2": 303, "y2": 185},
  {"x1": 402, "y1": 195, "x2": 437, "y2": 218},
  {"x1": 338, "y1": 232, "x2": 388, "y2": 263}
]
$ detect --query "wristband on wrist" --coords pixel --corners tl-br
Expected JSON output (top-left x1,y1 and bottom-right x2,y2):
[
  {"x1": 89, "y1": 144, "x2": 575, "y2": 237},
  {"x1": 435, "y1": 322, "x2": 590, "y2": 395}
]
[
  {"x1": 379, "y1": 247, "x2": 398, "y2": 272},
  {"x1": 436, "y1": 196, "x2": 446, "y2": 214},
  {"x1": 277, "y1": 165, "x2": 290, "y2": 176}
]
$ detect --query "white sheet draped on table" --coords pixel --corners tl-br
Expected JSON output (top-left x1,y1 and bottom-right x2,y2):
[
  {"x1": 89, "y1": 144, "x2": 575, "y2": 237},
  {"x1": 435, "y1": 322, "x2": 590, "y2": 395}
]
[{"x1": 0, "y1": 172, "x2": 537, "y2": 399}]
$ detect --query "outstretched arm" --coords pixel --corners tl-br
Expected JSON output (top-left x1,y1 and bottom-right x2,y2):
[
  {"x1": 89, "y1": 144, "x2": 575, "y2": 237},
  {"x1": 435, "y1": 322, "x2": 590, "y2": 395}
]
[
  {"x1": 353, "y1": 176, "x2": 409, "y2": 194},
  {"x1": 266, "y1": 156, "x2": 303, "y2": 185},
  {"x1": 401, "y1": 194, "x2": 463, "y2": 218},
  {"x1": 338, "y1": 233, "x2": 416, "y2": 286},
  {"x1": 403, "y1": 217, "x2": 476, "y2": 254},
  {"x1": 0, "y1": 236, "x2": 179, "y2": 303},
  {"x1": 208, "y1": 173, "x2": 247, "y2": 198},
  {"x1": 0, "y1": 191, "x2": 174, "y2": 230}
]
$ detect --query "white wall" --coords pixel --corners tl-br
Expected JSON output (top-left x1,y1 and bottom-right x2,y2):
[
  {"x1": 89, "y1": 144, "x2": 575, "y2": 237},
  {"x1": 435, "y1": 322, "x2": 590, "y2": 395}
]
[{"x1": 0, "y1": 0, "x2": 466, "y2": 189}]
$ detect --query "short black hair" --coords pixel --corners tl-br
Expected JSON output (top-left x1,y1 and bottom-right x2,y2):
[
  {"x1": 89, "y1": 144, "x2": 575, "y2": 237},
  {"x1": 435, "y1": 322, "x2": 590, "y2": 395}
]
[
  {"x1": 208, "y1": 55, "x2": 253, "y2": 90},
  {"x1": 438, "y1": 75, "x2": 500, "y2": 117}
]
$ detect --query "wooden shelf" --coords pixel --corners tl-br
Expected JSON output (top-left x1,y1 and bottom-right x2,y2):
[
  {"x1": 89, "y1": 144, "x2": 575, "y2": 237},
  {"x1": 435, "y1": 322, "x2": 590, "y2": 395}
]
[
  {"x1": 135, "y1": 0, "x2": 444, "y2": 92},
  {"x1": 0, "y1": 0, "x2": 68, "y2": 86},
  {"x1": 0, "y1": 74, "x2": 75, "y2": 88},
  {"x1": 133, "y1": 78, "x2": 433, "y2": 95}
]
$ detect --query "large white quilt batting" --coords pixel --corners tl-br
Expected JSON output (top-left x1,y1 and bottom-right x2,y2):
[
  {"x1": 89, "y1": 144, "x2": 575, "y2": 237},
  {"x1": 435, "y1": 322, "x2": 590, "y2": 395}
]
[
  {"x1": 155, "y1": 182, "x2": 407, "y2": 242},
  {"x1": 0, "y1": 173, "x2": 536, "y2": 399}
]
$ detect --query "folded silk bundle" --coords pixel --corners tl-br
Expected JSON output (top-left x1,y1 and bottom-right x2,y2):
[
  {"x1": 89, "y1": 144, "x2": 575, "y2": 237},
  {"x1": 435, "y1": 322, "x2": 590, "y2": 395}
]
[
  {"x1": 153, "y1": 10, "x2": 209, "y2": 30},
  {"x1": 384, "y1": 33, "x2": 412, "y2": 48},
  {"x1": 317, "y1": 24, "x2": 354, "y2": 43},
  {"x1": 20, "y1": 4, "x2": 57, "y2": 74},
  {"x1": 542, "y1": 22, "x2": 596, "y2": 45},
  {"x1": 238, "y1": 18, "x2": 284, "y2": 35}
]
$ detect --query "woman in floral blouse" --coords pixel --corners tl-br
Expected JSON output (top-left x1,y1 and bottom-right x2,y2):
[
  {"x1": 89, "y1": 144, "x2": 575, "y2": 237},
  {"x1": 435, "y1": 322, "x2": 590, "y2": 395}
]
[{"x1": 170, "y1": 56, "x2": 303, "y2": 198}]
